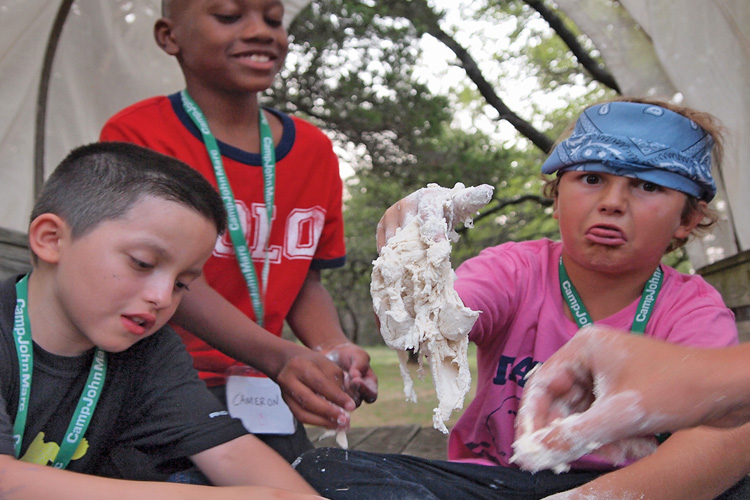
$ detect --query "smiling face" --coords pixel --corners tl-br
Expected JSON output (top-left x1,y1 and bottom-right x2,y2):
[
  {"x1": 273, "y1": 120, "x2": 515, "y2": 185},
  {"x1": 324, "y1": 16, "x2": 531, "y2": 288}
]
[
  {"x1": 157, "y1": 0, "x2": 288, "y2": 96},
  {"x1": 553, "y1": 171, "x2": 698, "y2": 278},
  {"x1": 31, "y1": 196, "x2": 218, "y2": 356}
]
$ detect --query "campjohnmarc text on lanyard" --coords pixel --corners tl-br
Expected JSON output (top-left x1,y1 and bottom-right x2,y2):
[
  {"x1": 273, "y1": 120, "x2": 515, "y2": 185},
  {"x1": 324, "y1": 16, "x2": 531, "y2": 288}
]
[
  {"x1": 180, "y1": 90, "x2": 275, "y2": 327},
  {"x1": 558, "y1": 257, "x2": 663, "y2": 334},
  {"x1": 12, "y1": 274, "x2": 107, "y2": 469}
]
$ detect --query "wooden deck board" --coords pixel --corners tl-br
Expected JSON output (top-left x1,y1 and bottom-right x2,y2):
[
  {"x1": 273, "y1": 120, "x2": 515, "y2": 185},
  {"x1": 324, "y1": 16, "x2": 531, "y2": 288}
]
[
  {"x1": 307, "y1": 424, "x2": 448, "y2": 460},
  {"x1": 400, "y1": 426, "x2": 448, "y2": 460}
]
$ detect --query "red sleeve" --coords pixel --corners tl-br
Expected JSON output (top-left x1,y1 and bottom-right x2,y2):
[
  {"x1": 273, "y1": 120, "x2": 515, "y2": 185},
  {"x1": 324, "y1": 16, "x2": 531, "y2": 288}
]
[{"x1": 100, "y1": 99, "x2": 158, "y2": 146}]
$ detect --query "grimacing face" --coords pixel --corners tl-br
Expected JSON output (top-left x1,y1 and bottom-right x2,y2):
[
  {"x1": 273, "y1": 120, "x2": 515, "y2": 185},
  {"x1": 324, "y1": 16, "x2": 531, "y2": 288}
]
[{"x1": 553, "y1": 171, "x2": 694, "y2": 277}]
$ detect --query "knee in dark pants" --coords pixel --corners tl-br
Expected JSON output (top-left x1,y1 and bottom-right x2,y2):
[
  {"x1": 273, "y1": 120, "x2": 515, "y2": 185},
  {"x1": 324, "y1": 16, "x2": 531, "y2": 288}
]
[{"x1": 293, "y1": 448, "x2": 441, "y2": 500}]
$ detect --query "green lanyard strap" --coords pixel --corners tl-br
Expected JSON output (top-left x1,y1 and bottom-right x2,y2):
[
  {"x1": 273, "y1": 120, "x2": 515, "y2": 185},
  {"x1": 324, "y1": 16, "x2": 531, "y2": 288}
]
[
  {"x1": 12, "y1": 274, "x2": 107, "y2": 469},
  {"x1": 558, "y1": 257, "x2": 663, "y2": 334},
  {"x1": 180, "y1": 90, "x2": 275, "y2": 327}
]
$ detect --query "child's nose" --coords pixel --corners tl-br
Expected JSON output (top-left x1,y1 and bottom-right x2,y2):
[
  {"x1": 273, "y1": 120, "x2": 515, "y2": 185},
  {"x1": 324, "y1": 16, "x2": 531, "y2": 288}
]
[
  {"x1": 598, "y1": 184, "x2": 627, "y2": 214},
  {"x1": 241, "y1": 13, "x2": 274, "y2": 41},
  {"x1": 144, "y1": 277, "x2": 174, "y2": 310}
]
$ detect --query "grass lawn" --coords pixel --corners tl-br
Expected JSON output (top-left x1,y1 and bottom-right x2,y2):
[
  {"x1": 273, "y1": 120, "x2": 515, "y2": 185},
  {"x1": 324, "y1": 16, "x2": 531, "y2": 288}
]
[{"x1": 350, "y1": 344, "x2": 478, "y2": 429}]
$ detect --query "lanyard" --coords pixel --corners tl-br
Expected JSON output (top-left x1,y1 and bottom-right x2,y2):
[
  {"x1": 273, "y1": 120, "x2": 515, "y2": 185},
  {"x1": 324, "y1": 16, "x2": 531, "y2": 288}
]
[
  {"x1": 558, "y1": 258, "x2": 663, "y2": 334},
  {"x1": 12, "y1": 275, "x2": 107, "y2": 468},
  {"x1": 180, "y1": 90, "x2": 275, "y2": 327}
]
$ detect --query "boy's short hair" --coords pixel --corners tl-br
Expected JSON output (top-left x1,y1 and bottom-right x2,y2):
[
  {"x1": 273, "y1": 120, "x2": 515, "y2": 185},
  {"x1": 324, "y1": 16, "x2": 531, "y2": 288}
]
[{"x1": 31, "y1": 142, "x2": 227, "y2": 238}]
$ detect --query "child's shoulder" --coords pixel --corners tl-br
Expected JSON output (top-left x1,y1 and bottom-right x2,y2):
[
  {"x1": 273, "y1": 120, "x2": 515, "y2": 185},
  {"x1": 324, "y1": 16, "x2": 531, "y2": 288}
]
[
  {"x1": 0, "y1": 276, "x2": 20, "y2": 326},
  {"x1": 476, "y1": 238, "x2": 560, "y2": 261},
  {"x1": 460, "y1": 239, "x2": 560, "y2": 279},
  {"x1": 105, "y1": 95, "x2": 173, "y2": 124},
  {"x1": 660, "y1": 264, "x2": 726, "y2": 303},
  {"x1": 269, "y1": 108, "x2": 333, "y2": 148}
]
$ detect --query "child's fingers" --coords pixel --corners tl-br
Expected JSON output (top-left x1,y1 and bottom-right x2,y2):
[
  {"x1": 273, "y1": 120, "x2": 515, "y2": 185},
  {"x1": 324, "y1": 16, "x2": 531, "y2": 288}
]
[
  {"x1": 517, "y1": 357, "x2": 588, "y2": 436},
  {"x1": 512, "y1": 390, "x2": 649, "y2": 472},
  {"x1": 449, "y1": 184, "x2": 495, "y2": 224},
  {"x1": 282, "y1": 395, "x2": 350, "y2": 430},
  {"x1": 515, "y1": 387, "x2": 552, "y2": 439},
  {"x1": 320, "y1": 343, "x2": 379, "y2": 406},
  {"x1": 356, "y1": 369, "x2": 379, "y2": 404},
  {"x1": 276, "y1": 355, "x2": 357, "y2": 426},
  {"x1": 376, "y1": 195, "x2": 421, "y2": 250},
  {"x1": 280, "y1": 380, "x2": 351, "y2": 430}
]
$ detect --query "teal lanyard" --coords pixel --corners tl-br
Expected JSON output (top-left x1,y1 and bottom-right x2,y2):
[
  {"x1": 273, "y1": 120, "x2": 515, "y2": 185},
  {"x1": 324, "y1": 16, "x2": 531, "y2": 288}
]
[
  {"x1": 180, "y1": 90, "x2": 275, "y2": 327},
  {"x1": 13, "y1": 274, "x2": 107, "y2": 468},
  {"x1": 558, "y1": 258, "x2": 663, "y2": 334}
]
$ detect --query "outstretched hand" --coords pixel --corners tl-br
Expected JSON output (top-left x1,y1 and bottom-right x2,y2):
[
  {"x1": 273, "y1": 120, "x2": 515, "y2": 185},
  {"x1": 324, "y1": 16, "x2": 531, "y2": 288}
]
[
  {"x1": 511, "y1": 326, "x2": 742, "y2": 473},
  {"x1": 375, "y1": 185, "x2": 441, "y2": 251},
  {"x1": 376, "y1": 183, "x2": 494, "y2": 251}
]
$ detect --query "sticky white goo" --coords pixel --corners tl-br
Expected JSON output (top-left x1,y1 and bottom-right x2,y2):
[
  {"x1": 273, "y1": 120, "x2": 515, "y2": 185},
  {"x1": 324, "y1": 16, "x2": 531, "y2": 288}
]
[
  {"x1": 511, "y1": 390, "x2": 658, "y2": 473},
  {"x1": 371, "y1": 182, "x2": 494, "y2": 433},
  {"x1": 510, "y1": 414, "x2": 601, "y2": 474},
  {"x1": 317, "y1": 428, "x2": 350, "y2": 449},
  {"x1": 322, "y1": 350, "x2": 352, "y2": 448}
]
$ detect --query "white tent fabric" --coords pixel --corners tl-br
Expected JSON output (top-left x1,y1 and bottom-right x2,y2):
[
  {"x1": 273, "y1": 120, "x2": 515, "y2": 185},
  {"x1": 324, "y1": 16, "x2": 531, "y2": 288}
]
[
  {"x1": 0, "y1": 0, "x2": 310, "y2": 233},
  {"x1": 0, "y1": 0, "x2": 747, "y2": 268},
  {"x1": 555, "y1": 0, "x2": 749, "y2": 268},
  {"x1": 620, "y1": 0, "x2": 749, "y2": 268}
]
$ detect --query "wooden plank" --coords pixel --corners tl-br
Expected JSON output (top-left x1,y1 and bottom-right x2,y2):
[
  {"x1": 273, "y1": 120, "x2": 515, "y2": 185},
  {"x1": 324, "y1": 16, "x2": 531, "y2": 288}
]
[
  {"x1": 309, "y1": 424, "x2": 440, "y2": 456},
  {"x1": 400, "y1": 427, "x2": 449, "y2": 461},
  {"x1": 698, "y1": 249, "x2": 750, "y2": 309},
  {"x1": 698, "y1": 249, "x2": 750, "y2": 342},
  {"x1": 350, "y1": 424, "x2": 421, "y2": 455}
]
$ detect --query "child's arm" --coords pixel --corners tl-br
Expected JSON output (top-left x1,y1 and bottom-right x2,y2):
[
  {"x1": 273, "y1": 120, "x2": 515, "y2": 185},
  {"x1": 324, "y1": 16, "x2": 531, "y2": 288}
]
[
  {"x1": 286, "y1": 269, "x2": 378, "y2": 411},
  {"x1": 514, "y1": 327, "x2": 750, "y2": 472},
  {"x1": 544, "y1": 424, "x2": 750, "y2": 500},
  {"x1": 172, "y1": 276, "x2": 356, "y2": 428},
  {"x1": 191, "y1": 434, "x2": 318, "y2": 493},
  {"x1": 0, "y1": 454, "x2": 324, "y2": 500}
]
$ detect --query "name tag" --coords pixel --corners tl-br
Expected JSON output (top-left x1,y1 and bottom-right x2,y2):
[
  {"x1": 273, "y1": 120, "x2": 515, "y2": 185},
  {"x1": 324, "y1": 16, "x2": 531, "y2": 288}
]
[{"x1": 225, "y1": 366, "x2": 295, "y2": 435}]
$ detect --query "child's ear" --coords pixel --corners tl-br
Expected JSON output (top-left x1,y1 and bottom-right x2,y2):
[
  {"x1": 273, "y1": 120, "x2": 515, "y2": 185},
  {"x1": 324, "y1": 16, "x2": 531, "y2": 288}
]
[
  {"x1": 28, "y1": 214, "x2": 69, "y2": 265},
  {"x1": 154, "y1": 18, "x2": 179, "y2": 56},
  {"x1": 674, "y1": 200, "x2": 707, "y2": 239}
]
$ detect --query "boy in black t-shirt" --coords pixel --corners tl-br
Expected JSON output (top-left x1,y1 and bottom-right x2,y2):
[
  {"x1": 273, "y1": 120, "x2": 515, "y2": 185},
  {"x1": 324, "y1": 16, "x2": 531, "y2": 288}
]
[{"x1": 0, "y1": 142, "x2": 321, "y2": 500}]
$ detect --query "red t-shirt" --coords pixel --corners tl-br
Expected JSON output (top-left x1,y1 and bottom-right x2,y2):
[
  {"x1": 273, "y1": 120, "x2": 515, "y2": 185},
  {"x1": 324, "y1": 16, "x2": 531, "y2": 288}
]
[{"x1": 101, "y1": 93, "x2": 346, "y2": 386}]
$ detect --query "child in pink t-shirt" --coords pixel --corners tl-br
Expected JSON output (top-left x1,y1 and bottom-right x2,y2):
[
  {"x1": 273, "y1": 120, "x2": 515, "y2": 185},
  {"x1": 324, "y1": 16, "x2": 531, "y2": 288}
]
[{"x1": 293, "y1": 98, "x2": 750, "y2": 500}]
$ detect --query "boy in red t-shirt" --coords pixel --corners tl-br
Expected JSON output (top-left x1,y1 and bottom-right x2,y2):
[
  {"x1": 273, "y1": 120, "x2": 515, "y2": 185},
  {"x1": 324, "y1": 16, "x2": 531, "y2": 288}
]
[{"x1": 101, "y1": 0, "x2": 377, "y2": 463}]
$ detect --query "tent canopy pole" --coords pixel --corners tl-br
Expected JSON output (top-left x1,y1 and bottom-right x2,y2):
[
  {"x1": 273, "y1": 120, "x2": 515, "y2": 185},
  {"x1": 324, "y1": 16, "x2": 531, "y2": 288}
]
[{"x1": 34, "y1": 0, "x2": 75, "y2": 198}]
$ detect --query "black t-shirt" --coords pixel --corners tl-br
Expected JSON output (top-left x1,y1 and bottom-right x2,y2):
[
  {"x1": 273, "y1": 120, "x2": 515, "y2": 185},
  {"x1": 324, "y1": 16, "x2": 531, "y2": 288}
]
[{"x1": 0, "y1": 275, "x2": 247, "y2": 479}]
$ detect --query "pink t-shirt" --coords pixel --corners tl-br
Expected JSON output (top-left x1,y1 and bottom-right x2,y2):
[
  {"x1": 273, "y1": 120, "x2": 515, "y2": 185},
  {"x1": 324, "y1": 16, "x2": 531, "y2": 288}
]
[{"x1": 448, "y1": 239, "x2": 737, "y2": 470}]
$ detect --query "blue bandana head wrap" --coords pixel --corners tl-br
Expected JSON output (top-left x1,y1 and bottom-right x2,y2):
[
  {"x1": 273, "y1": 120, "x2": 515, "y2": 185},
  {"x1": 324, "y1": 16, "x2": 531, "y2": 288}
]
[{"x1": 541, "y1": 101, "x2": 716, "y2": 201}]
